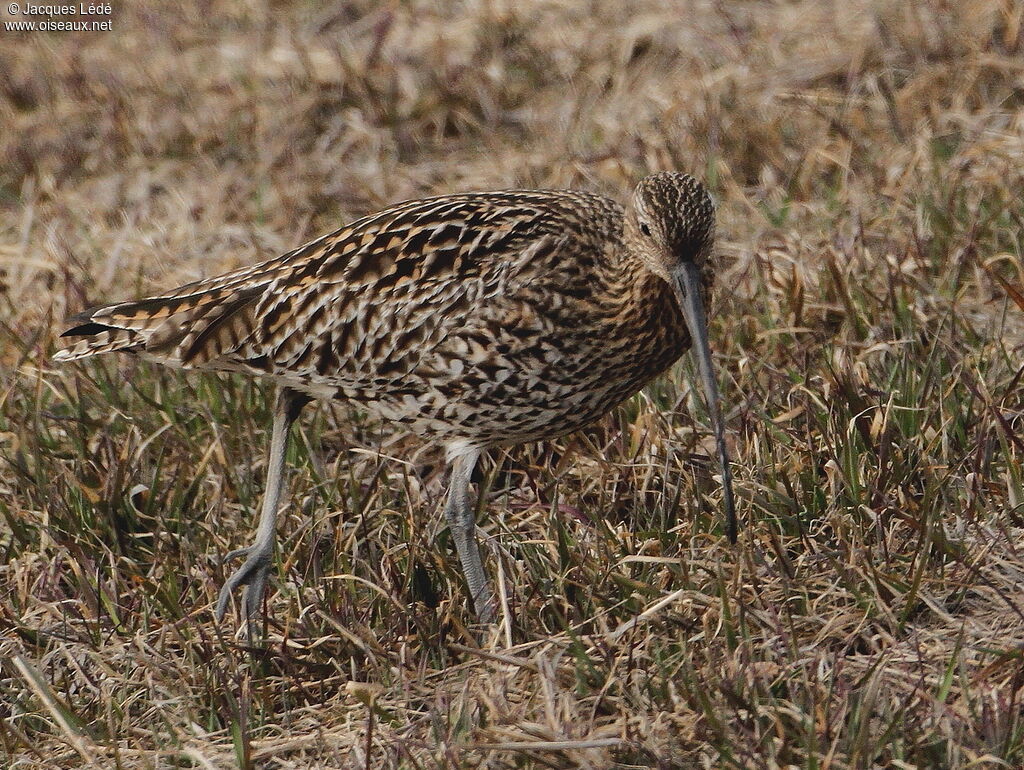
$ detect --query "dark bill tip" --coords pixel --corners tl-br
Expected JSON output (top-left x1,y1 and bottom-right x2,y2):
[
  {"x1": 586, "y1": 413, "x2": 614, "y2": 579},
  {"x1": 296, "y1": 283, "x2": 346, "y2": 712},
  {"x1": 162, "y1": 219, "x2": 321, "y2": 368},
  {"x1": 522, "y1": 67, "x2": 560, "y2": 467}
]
[{"x1": 671, "y1": 262, "x2": 738, "y2": 543}]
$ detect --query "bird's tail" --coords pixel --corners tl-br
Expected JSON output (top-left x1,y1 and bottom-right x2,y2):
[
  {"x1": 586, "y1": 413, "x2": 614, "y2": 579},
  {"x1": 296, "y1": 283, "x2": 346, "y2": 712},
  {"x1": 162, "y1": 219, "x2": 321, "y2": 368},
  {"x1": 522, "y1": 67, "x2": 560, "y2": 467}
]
[
  {"x1": 53, "y1": 314, "x2": 146, "y2": 361},
  {"x1": 53, "y1": 281, "x2": 265, "y2": 367}
]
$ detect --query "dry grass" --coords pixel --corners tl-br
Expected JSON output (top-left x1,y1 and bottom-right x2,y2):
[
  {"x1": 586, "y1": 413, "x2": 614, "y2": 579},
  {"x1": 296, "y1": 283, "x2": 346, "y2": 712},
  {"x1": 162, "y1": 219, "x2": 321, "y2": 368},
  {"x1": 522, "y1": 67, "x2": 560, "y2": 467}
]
[{"x1": 2, "y1": 1, "x2": 1024, "y2": 767}]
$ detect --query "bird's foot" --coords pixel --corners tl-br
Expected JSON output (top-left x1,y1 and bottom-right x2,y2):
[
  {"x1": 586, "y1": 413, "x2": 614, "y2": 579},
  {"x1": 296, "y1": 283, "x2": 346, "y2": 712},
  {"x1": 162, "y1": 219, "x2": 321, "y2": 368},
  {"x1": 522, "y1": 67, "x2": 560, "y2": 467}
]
[{"x1": 215, "y1": 544, "x2": 273, "y2": 640}]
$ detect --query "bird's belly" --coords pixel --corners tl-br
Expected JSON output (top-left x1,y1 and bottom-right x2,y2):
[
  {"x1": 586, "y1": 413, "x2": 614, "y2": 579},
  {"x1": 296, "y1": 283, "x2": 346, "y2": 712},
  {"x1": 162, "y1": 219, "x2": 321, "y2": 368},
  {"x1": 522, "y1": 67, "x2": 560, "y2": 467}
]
[{"x1": 321, "y1": 326, "x2": 689, "y2": 446}]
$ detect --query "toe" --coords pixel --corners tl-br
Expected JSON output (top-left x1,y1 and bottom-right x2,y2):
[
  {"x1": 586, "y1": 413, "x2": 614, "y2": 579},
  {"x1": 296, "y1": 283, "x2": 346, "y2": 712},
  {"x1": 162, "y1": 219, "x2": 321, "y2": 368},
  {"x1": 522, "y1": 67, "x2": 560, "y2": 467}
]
[
  {"x1": 214, "y1": 582, "x2": 234, "y2": 622},
  {"x1": 215, "y1": 555, "x2": 261, "y2": 622},
  {"x1": 215, "y1": 551, "x2": 273, "y2": 634},
  {"x1": 221, "y1": 545, "x2": 252, "y2": 564}
]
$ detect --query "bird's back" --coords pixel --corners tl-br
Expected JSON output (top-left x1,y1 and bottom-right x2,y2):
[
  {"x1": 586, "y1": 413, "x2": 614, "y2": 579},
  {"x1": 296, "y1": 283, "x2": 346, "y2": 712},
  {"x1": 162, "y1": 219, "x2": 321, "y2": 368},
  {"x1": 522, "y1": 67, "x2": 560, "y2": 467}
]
[{"x1": 57, "y1": 191, "x2": 611, "y2": 361}]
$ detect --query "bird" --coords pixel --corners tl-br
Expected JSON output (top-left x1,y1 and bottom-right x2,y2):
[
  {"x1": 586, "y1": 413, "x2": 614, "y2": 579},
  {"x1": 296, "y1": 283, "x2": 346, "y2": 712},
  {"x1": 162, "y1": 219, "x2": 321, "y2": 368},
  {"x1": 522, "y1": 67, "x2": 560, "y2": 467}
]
[{"x1": 54, "y1": 171, "x2": 737, "y2": 636}]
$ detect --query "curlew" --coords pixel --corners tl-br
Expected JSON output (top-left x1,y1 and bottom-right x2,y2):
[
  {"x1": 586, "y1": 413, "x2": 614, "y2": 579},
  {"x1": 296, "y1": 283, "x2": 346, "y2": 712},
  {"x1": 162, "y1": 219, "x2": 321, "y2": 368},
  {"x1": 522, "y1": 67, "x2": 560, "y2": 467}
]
[{"x1": 54, "y1": 171, "x2": 737, "y2": 635}]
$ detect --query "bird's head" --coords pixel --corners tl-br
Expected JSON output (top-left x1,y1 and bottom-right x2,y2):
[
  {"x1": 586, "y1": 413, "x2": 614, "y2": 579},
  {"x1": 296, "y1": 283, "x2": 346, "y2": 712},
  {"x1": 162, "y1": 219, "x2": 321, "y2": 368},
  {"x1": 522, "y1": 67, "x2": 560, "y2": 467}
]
[
  {"x1": 626, "y1": 171, "x2": 736, "y2": 542},
  {"x1": 624, "y1": 171, "x2": 716, "y2": 287}
]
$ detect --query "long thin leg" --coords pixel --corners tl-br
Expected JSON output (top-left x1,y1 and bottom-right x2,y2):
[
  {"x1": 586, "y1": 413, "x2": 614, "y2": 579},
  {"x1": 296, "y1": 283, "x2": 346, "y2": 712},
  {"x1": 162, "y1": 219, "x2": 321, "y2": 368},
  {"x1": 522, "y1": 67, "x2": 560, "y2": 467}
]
[
  {"x1": 444, "y1": 447, "x2": 494, "y2": 623},
  {"x1": 215, "y1": 387, "x2": 310, "y2": 639}
]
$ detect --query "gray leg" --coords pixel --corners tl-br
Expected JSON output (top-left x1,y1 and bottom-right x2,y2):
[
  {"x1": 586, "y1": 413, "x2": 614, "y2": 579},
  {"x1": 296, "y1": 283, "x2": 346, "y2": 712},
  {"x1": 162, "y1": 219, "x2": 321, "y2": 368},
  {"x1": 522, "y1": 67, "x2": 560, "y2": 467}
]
[
  {"x1": 444, "y1": 448, "x2": 494, "y2": 623},
  {"x1": 215, "y1": 387, "x2": 309, "y2": 639}
]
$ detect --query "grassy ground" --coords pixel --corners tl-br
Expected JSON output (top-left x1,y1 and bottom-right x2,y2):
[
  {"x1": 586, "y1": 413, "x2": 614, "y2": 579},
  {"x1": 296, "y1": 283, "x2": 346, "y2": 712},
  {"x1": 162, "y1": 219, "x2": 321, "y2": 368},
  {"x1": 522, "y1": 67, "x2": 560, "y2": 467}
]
[{"x1": 2, "y1": 1, "x2": 1024, "y2": 767}]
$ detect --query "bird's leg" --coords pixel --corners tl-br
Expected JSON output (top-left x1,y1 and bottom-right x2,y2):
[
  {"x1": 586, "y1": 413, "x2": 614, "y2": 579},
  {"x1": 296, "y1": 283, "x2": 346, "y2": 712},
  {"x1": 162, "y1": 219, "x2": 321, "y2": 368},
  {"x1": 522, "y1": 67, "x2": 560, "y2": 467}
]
[
  {"x1": 215, "y1": 387, "x2": 310, "y2": 640},
  {"x1": 444, "y1": 448, "x2": 495, "y2": 623}
]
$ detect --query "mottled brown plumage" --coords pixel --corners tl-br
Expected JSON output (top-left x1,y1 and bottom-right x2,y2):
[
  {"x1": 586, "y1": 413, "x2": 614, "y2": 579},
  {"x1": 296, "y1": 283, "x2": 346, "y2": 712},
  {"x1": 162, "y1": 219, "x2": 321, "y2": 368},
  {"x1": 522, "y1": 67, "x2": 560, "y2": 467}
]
[{"x1": 55, "y1": 171, "x2": 736, "y2": 634}]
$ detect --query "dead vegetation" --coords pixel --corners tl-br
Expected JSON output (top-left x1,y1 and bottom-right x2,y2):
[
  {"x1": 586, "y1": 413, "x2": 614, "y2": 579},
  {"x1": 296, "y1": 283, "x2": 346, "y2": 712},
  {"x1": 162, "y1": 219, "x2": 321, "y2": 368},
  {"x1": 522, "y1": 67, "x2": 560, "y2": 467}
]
[{"x1": 2, "y1": 1, "x2": 1024, "y2": 767}]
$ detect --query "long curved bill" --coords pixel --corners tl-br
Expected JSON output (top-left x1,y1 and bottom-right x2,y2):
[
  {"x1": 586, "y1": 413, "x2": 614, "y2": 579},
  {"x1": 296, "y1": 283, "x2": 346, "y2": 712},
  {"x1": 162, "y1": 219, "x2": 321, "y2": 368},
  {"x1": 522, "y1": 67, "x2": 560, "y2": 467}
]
[{"x1": 671, "y1": 261, "x2": 737, "y2": 543}]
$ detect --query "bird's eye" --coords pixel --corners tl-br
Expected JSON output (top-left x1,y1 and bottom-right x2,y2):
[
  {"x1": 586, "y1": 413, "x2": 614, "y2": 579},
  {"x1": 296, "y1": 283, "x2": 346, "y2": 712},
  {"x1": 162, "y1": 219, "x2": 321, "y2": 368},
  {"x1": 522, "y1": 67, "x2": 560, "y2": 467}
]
[{"x1": 639, "y1": 222, "x2": 651, "y2": 237}]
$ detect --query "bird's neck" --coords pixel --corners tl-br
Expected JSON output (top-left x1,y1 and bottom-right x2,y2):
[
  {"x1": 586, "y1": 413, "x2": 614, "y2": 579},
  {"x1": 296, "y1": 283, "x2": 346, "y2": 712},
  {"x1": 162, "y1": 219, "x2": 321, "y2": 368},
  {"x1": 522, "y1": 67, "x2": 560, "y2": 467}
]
[
  {"x1": 596, "y1": 241, "x2": 682, "y2": 331},
  {"x1": 600, "y1": 239, "x2": 657, "y2": 300},
  {"x1": 588, "y1": 240, "x2": 691, "y2": 382}
]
